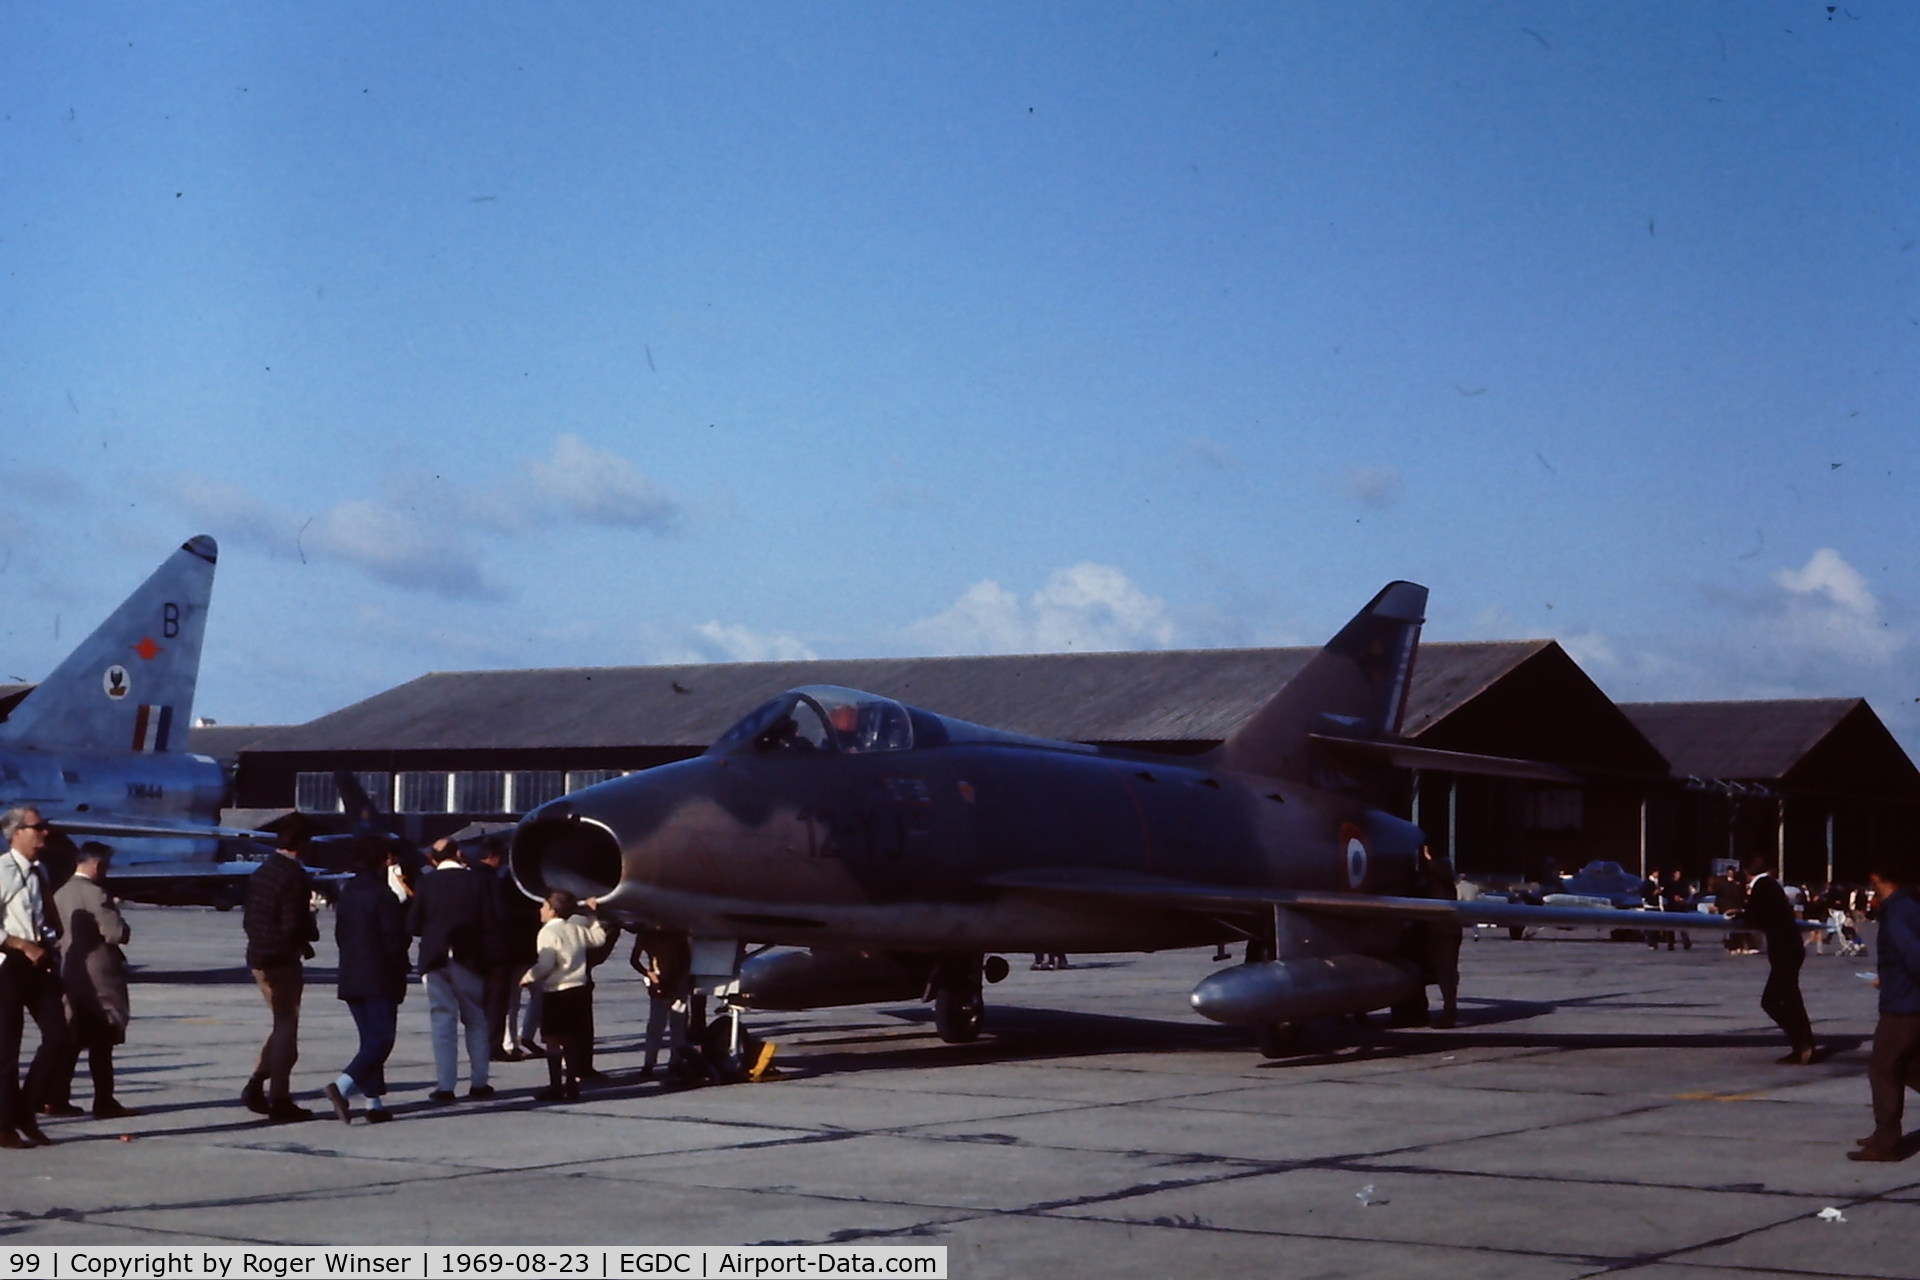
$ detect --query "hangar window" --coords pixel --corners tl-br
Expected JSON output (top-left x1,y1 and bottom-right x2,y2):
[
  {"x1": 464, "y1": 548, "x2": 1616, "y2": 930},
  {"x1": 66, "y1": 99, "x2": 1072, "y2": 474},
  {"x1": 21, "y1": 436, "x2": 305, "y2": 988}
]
[
  {"x1": 509, "y1": 771, "x2": 564, "y2": 812},
  {"x1": 453, "y1": 771, "x2": 506, "y2": 814},
  {"x1": 397, "y1": 771, "x2": 453, "y2": 814},
  {"x1": 295, "y1": 771, "x2": 393, "y2": 814},
  {"x1": 566, "y1": 769, "x2": 625, "y2": 793},
  {"x1": 1526, "y1": 788, "x2": 1584, "y2": 832},
  {"x1": 295, "y1": 772, "x2": 337, "y2": 814}
]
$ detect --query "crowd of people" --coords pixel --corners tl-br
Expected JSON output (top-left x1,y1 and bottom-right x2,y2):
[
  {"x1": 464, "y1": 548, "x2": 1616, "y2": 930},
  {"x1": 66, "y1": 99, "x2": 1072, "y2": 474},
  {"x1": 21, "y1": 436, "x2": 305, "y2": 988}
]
[
  {"x1": 1, "y1": 802, "x2": 1917, "y2": 1160},
  {"x1": 0, "y1": 805, "x2": 701, "y2": 1143},
  {"x1": 241, "y1": 817, "x2": 669, "y2": 1124}
]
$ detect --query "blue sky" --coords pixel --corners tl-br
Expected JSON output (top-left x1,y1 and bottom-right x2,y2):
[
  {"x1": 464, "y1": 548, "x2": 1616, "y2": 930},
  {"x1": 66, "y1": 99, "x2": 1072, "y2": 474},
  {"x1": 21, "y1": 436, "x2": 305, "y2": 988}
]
[{"x1": 3, "y1": 2, "x2": 1916, "y2": 753}]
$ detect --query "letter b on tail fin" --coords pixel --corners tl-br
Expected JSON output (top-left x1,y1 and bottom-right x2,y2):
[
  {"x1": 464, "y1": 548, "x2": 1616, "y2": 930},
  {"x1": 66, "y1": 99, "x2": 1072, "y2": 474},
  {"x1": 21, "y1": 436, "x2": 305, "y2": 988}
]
[
  {"x1": 1212, "y1": 581, "x2": 1426, "y2": 783},
  {"x1": 0, "y1": 536, "x2": 218, "y2": 753}
]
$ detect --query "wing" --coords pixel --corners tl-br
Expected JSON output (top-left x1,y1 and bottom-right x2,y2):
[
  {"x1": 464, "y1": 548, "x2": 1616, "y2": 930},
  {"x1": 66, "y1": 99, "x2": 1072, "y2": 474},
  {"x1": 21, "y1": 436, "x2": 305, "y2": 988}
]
[
  {"x1": 1305, "y1": 734, "x2": 1581, "y2": 782},
  {"x1": 980, "y1": 867, "x2": 1806, "y2": 932},
  {"x1": 50, "y1": 815, "x2": 275, "y2": 842}
]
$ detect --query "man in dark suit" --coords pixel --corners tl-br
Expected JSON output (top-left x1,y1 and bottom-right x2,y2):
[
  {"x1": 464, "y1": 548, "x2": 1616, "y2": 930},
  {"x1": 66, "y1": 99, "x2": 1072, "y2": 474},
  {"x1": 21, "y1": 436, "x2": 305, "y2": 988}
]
[
  {"x1": 0, "y1": 806, "x2": 71, "y2": 1147},
  {"x1": 1741, "y1": 855, "x2": 1817, "y2": 1065},
  {"x1": 476, "y1": 837, "x2": 537, "y2": 1062},
  {"x1": 409, "y1": 840, "x2": 496, "y2": 1102},
  {"x1": 1851, "y1": 855, "x2": 1920, "y2": 1161},
  {"x1": 242, "y1": 815, "x2": 320, "y2": 1121}
]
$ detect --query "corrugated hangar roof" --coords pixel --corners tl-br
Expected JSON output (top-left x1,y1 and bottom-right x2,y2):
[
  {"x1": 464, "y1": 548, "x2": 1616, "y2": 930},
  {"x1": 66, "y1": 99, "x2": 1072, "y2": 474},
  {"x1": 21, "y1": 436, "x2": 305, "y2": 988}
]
[
  {"x1": 242, "y1": 640, "x2": 1556, "y2": 754},
  {"x1": 185, "y1": 724, "x2": 289, "y2": 766},
  {"x1": 1620, "y1": 699, "x2": 1863, "y2": 782}
]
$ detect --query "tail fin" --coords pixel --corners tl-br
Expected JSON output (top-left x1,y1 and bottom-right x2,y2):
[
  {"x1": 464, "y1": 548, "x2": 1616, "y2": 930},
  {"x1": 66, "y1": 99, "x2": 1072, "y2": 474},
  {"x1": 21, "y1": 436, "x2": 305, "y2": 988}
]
[
  {"x1": 1211, "y1": 581, "x2": 1427, "y2": 782},
  {"x1": 0, "y1": 536, "x2": 218, "y2": 754}
]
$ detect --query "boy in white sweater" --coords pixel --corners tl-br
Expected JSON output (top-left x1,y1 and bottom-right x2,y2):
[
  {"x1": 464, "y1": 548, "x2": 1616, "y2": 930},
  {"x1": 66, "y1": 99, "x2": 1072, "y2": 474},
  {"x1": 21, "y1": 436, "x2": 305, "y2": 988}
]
[{"x1": 520, "y1": 891, "x2": 598, "y2": 1101}]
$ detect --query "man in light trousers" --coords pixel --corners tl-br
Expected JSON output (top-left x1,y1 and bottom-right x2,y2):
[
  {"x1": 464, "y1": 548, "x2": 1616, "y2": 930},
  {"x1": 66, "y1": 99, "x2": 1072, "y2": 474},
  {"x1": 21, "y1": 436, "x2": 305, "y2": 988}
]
[{"x1": 408, "y1": 841, "x2": 494, "y2": 1102}]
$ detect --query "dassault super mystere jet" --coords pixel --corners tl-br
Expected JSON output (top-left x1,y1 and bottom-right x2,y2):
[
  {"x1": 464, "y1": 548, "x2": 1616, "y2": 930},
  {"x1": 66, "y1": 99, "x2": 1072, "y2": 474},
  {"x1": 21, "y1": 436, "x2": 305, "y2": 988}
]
[
  {"x1": 511, "y1": 582, "x2": 1754, "y2": 1075},
  {"x1": 0, "y1": 535, "x2": 267, "y2": 903}
]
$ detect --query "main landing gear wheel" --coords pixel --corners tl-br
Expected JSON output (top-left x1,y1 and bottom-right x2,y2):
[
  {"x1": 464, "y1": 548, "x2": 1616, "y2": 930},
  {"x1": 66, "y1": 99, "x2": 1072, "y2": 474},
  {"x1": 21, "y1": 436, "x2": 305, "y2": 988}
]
[
  {"x1": 930, "y1": 953, "x2": 989, "y2": 1044},
  {"x1": 934, "y1": 986, "x2": 985, "y2": 1043},
  {"x1": 1253, "y1": 1022, "x2": 1303, "y2": 1059}
]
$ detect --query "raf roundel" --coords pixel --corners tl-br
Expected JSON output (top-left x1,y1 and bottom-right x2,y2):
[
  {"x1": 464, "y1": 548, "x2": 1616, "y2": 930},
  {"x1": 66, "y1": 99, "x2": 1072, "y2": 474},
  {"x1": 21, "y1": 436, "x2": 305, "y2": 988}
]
[
  {"x1": 102, "y1": 664, "x2": 131, "y2": 701},
  {"x1": 1340, "y1": 823, "x2": 1368, "y2": 889}
]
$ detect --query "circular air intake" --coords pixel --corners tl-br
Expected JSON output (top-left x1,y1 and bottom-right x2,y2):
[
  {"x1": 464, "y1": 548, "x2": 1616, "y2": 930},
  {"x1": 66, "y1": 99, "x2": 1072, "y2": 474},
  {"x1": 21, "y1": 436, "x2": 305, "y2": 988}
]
[{"x1": 511, "y1": 816, "x2": 622, "y2": 901}]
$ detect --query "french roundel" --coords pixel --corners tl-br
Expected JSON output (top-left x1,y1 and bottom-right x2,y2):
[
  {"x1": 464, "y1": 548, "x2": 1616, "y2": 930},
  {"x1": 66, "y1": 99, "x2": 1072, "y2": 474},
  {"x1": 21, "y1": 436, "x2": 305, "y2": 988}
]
[{"x1": 1339, "y1": 823, "x2": 1368, "y2": 889}]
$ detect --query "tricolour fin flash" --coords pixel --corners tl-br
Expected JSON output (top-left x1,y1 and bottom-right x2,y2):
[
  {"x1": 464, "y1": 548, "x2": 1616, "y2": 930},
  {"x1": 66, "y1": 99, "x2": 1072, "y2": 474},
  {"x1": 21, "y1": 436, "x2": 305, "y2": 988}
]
[
  {"x1": 1209, "y1": 580, "x2": 1426, "y2": 783},
  {"x1": 0, "y1": 535, "x2": 218, "y2": 753}
]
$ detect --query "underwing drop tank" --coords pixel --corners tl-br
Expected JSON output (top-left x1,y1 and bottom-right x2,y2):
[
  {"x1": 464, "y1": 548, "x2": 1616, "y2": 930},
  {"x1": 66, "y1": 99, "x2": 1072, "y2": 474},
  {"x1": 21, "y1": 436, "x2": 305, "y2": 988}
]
[
  {"x1": 1188, "y1": 954, "x2": 1424, "y2": 1026},
  {"x1": 732, "y1": 949, "x2": 935, "y2": 1012}
]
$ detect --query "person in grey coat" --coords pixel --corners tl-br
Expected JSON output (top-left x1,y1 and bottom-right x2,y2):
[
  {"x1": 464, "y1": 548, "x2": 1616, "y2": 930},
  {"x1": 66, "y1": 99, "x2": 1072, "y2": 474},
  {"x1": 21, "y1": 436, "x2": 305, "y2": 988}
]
[
  {"x1": 323, "y1": 838, "x2": 412, "y2": 1125},
  {"x1": 48, "y1": 842, "x2": 134, "y2": 1120}
]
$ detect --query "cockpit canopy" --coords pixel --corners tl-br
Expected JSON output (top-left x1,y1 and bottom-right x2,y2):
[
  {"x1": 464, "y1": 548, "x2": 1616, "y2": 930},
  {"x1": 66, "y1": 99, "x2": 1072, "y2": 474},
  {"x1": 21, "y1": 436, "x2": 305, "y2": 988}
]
[{"x1": 710, "y1": 686, "x2": 915, "y2": 756}]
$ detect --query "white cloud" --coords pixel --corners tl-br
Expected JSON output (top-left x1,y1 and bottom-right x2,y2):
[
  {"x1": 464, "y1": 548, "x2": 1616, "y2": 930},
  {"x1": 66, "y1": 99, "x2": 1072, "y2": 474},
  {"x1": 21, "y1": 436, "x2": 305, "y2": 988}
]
[
  {"x1": 174, "y1": 475, "x2": 299, "y2": 549},
  {"x1": 306, "y1": 500, "x2": 496, "y2": 600},
  {"x1": 170, "y1": 434, "x2": 678, "y2": 600},
  {"x1": 909, "y1": 563, "x2": 1181, "y2": 655},
  {"x1": 526, "y1": 434, "x2": 678, "y2": 531},
  {"x1": 1486, "y1": 548, "x2": 1916, "y2": 755},
  {"x1": 1342, "y1": 465, "x2": 1403, "y2": 507},
  {"x1": 911, "y1": 580, "x2": 1027, "y2": 653},
  {"x1": 175, "y1": 476, "x2": 495, "y2": 598},
  {"x1": 1769, "y1": 547, "x2": 1901, "y2": 663},
  {"x1": 1554, "y1": 630, "x2": 1618, "y2": 671},
  {"x1": 1773, "y1": 547, "x2": 1876, "y2": 615},
  {"x1": 652, "y1": 621, "x2": 817, "y2": 667}
]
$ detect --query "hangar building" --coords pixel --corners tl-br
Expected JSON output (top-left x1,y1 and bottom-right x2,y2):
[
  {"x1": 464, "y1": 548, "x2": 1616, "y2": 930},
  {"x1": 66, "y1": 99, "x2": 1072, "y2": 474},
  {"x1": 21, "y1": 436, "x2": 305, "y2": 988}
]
[
  {"x1": 1622, "y1": 699, "x2": 1920, "y2": 887},
  {"x1": 236, "y1": 641, "x2": 1642, "y2": 880}
]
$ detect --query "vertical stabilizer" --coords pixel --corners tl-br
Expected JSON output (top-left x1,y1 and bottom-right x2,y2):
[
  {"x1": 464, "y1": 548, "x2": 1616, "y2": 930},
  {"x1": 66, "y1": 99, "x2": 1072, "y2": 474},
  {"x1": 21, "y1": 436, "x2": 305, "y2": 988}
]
[
  {"x1": 0, "y1": 536, "x2": 218, "y2": 753},
  {"x1": 1211, "y1": 581, "x2": 1427, "y2": 782}
]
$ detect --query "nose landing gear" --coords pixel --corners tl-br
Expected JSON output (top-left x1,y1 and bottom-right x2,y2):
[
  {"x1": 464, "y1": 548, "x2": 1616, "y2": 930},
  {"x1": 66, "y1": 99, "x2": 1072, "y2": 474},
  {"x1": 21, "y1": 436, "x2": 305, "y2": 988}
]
[{"x1": 700, "y1": 1007, "x2": 778, "y2": 1083}]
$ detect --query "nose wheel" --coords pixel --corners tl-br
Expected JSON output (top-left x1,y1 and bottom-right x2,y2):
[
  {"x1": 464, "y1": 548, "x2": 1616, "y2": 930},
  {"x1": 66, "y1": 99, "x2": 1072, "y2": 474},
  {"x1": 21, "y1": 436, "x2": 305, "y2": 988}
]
[{"x1": 699, "y1": 1007, "x2": 777, "y2": 1084}]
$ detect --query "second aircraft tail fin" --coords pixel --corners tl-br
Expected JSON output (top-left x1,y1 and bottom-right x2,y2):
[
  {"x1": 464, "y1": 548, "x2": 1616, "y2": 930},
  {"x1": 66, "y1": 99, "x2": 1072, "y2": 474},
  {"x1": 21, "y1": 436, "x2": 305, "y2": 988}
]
[{"x1": 0, "y1": 536, "x2": 219, "y2": 754}]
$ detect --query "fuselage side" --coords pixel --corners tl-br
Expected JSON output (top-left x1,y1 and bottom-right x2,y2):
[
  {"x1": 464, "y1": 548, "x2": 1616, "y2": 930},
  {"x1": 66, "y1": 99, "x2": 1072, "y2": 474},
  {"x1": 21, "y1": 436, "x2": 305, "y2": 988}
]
[{"x1": 514, "y1": 728, "x2": 1424, "y2": 955}]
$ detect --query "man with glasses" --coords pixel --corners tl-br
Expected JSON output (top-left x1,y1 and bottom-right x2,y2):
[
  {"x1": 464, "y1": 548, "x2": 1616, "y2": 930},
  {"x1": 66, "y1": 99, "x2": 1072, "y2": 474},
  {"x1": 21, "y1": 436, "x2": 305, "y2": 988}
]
[{"x1": 0, "y1": 807, "x2": 72, "y2": 1148}]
